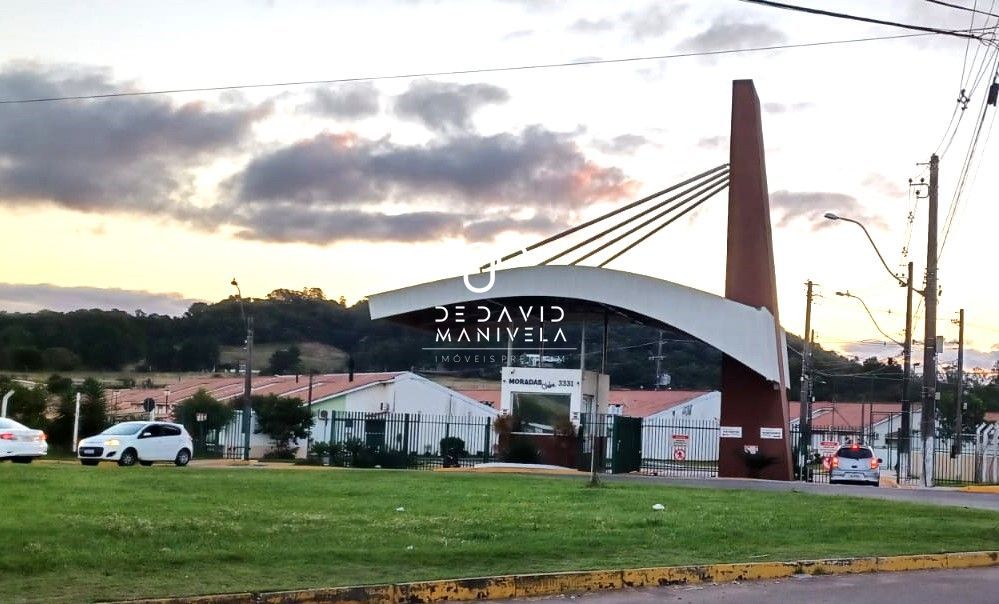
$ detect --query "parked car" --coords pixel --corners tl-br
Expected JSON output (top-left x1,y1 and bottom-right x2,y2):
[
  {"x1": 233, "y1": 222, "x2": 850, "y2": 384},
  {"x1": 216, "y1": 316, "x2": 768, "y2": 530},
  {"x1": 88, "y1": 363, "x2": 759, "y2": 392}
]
[
  {"x1": 77, "y1": 421, "x2": 193, "y2": 467},
  {"x1": 829, "y1": 443, "x2": 881, "y2": 486},
  {"x1": 0, "y1": 417, "x2": 48, "y2": 463}
]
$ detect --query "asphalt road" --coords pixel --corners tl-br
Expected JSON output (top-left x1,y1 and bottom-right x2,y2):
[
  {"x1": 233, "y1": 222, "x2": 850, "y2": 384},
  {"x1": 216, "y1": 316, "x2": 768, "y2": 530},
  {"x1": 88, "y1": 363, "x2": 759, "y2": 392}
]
[
  {"x1": 592, "y1": 474, "x2": 999, "y2": 512},
  {"x1": 501, "y1": 567, "x2": 999, "y2": 604}
]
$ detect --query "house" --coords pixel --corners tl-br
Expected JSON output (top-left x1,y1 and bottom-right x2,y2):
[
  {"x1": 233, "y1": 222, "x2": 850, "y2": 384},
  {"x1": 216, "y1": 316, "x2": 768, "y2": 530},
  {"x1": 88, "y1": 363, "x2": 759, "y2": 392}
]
[{"x1": 113, "y1": 372, "x2": 498, "y2": 458}]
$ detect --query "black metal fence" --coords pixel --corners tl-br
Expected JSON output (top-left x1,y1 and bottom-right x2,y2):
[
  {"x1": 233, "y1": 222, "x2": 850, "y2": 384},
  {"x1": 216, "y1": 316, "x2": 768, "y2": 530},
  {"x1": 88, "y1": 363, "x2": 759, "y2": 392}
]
[
  {"x1": 209, "y1": 408, "x2": 999, "y2": 485},
  {"x1": 312, "y1": 411, "x2": 496, "y2": 469},
  {"x1": 789, "y1": 421, "x2": 999, "y2": 486}
]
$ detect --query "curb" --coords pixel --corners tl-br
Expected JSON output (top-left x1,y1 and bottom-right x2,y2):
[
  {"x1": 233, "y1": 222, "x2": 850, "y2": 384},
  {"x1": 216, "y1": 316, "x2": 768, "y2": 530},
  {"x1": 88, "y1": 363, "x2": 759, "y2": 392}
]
[
  {"x1": 961, "y1": 485, "x2": 999, "y2": 494},
  {"x1": 99, "y1": 551, "x2": 999, "y2": 604}
]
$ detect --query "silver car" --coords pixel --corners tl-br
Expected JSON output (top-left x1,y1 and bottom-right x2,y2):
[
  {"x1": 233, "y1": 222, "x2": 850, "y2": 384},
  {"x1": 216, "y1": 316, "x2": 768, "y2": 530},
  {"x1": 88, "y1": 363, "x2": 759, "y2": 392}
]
[{"x1": 829, "y1": 444, "x2": 881, "y2": 486}]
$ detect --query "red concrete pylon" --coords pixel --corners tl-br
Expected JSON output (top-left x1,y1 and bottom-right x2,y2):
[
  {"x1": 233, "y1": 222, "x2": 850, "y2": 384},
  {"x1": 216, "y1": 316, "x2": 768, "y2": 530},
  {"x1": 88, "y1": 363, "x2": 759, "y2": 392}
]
[{"x1": 718, "y1": 80, "x2": 793, "y2": 480}]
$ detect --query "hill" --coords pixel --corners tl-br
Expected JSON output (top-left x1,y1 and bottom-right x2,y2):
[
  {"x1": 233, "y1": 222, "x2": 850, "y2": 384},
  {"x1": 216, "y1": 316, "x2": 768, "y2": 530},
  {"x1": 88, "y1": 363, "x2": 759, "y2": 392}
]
[{"x1": 0, "y1": 286, "x2": 983, "y2": 404}]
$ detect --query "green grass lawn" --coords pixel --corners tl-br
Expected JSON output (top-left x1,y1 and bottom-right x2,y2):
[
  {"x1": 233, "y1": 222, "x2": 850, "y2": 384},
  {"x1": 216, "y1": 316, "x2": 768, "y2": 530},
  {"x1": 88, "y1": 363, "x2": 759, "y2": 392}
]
[{"x1": 1, "y1": 464, "x2": 997, "y2": 604}]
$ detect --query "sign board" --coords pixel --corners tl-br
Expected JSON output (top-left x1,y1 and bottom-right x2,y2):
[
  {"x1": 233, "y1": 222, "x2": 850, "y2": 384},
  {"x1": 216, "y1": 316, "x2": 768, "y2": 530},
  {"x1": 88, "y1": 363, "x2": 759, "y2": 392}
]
[
  {"x1": 720, "y1": 426, "x2": 742, "y2": 438},
  {"x1": 196, "y1": 412, "x2": 208, "y2": 422},
  {"x1": 760, "y1": 427, "x2": 783, "y2": 440},
  {"x1": 671, "y1": 433, "x2": 689, "y2": 461},
  {"x1": 142, "y1": 397, "x2": 156, "y2": 413},
  {"x1": 819, "y1": 440, "x2": 840, "y2": 457}
]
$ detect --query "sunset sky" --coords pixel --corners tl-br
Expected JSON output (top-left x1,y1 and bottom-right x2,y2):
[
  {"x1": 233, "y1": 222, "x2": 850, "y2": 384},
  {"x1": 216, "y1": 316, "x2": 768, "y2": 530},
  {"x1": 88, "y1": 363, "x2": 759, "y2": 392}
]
[{"x1": 0, "y1": 1, "x2": 996, "y2": 370}]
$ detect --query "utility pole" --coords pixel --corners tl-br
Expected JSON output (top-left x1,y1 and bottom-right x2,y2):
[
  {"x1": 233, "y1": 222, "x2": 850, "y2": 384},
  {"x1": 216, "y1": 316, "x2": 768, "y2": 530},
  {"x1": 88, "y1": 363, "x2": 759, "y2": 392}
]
[
  {"x1": 797, "y1": 280, "x2": 814, "y2": 480},
  {"x1": 242, "y1": 316, "x2": 254, "y2": 461},
  {"x1": 921, "y1": 154, "x2": 939, "y2": 487},
  {"x1": 650, "y1": 330, "x2": 665, "y2": 389},
  {"x1": 952, "y1": 309, "x2": 965, "y2": 457},
  {"x1": 899, "y1": 261, "x2": 914, "y2": 479},
  {"x1": 306, "y1": 370, "x2": 315, "y2": 458}
]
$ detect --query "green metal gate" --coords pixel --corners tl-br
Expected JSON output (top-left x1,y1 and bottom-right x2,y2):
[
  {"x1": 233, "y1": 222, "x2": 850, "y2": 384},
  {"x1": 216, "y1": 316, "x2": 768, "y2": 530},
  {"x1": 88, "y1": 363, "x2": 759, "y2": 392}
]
[{"x1": 611, "y1": 415, "x2": 642, "y2": 474}]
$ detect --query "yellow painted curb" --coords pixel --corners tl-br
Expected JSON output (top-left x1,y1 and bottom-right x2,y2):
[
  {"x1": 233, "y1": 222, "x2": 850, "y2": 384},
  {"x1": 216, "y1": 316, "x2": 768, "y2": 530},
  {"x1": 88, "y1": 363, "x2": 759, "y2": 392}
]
[
  {"x1": 961, "y1": 485, "x2": 999, "y2": 494},
  {"x1": 101, "y1": 551, "x2": 999, "y2": 604}
]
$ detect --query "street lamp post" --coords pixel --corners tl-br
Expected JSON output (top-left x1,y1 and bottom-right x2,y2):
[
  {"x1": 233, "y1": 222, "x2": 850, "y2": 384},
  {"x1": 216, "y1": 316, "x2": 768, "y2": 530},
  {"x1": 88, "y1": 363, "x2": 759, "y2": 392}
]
[
  {"x1": 231, "y1": 278, "x2": 253, "y2": 462},
  {"x1": 825, "y1": 213, "x2": 921, "y2": 481}
]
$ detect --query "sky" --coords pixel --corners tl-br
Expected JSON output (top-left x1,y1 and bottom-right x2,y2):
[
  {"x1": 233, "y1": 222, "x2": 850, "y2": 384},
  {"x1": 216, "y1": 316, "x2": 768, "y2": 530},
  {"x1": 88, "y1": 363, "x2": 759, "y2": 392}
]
[{"x1": 0, "y1": 0, "x2": 997, "y2": 371}]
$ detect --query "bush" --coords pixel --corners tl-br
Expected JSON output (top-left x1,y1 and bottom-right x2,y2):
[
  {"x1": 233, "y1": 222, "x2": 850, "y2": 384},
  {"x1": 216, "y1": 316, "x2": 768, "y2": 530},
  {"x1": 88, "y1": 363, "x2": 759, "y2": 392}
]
[
  {"x1": 309, "y1": 441, "x2": 332, "y2": 459},
  {"x1": 439, "y1": 436, "x2": 467, "y2": 456}
]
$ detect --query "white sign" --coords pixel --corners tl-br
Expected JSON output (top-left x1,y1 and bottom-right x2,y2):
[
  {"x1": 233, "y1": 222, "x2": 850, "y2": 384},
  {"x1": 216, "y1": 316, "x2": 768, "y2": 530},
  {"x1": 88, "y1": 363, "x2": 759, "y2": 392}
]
[
  {"x1": 760, "y1": 427, "x2": 784, "y2": 440},
  {"x1": 720, "y1": 426, "x2": 743, "y2": 438},
  {"x1": 671, "y1": 434, "x2": 689, "y2": 461},
  {"x1": 819, "y1": 440, "x2": 840, "y2": 457}
]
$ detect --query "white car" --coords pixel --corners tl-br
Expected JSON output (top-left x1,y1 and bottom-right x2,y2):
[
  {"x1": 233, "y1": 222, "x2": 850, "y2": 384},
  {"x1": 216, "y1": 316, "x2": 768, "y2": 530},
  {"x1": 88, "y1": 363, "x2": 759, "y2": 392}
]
[
  {"x1": 0, "y1": 417, "x2": 48, "y2": 463},
  {"x1": 78, "y1": 421, "x2": 193, "y2": 467}
]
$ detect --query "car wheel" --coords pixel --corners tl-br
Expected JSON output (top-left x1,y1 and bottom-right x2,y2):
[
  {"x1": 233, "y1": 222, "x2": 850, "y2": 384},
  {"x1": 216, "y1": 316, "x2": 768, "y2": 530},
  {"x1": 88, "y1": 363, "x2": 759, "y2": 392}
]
[
  {"x1": 11, "y1": 456, "x2": 32, "y2": 464},
  {"x1": 174, "y1": 448, "x2": 191, "y2": 467},
  {"x1": 139, "y1": 460, "x2": 154, "y2": 467},
  {"x1": 80, "y1": 460, "x2": 99, "y2": 466},
  {"x1": 117, "y1": 448, "x2": 138, "y2": 467}
]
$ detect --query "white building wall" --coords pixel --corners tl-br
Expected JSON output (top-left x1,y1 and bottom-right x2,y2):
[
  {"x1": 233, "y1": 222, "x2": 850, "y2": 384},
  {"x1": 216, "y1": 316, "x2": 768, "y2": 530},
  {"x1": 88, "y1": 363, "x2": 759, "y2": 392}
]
[
  {"x1": 308, "y1": 373, "x2": 498, "y2": 458},
  {"x1": 636, "y1": 393, "x2": 720, "y2": 463},
  {"x1": 220, "y1": 373, "x2": 499, "y2": 459}
]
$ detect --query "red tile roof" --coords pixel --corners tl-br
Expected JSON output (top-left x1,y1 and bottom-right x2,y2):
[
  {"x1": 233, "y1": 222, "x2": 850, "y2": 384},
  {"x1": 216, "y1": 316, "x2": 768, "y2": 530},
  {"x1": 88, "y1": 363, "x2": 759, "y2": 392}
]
[
  {"x1": 788, "y1": 401, "x2": 915, "y2": 430},
  {"x1": 109, "y1": 372, "x2": 403, "y2": 416},
  {"x1": 454, "y1": 387, "x2": 710, "y2": 418},
  {"x1": 608, "y1": 390, "x2": 709, "y2": 418}
]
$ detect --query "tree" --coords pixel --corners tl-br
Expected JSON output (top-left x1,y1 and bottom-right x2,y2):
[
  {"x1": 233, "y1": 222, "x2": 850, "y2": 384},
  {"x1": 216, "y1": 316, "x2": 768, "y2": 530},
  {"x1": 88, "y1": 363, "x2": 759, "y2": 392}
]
[
  {"x1": 48, "y1": 377, "x2": 109, "y2": 449},
  {"x1": 0, "y1": 378, "x2": 48, "y2": 429},
  {"x1": 172, "y1": 389, "x2": 233, "y2": 436},
  {"x1": 267, "y1": 345, "x2": 301, "y2": 375},
  {"x1": 251, "y1": 394, "x2": 313, "y2": 455},
  {"x1": 936, "y1": 389, "x2": 986, "y2": 438}
]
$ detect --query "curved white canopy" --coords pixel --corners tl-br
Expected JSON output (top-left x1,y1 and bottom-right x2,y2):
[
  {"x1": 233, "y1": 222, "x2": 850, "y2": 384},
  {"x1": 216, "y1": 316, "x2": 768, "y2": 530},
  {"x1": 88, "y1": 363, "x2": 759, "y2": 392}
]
[{"x1": 368, "y1": 265, "x2": 786, "y2": 383}]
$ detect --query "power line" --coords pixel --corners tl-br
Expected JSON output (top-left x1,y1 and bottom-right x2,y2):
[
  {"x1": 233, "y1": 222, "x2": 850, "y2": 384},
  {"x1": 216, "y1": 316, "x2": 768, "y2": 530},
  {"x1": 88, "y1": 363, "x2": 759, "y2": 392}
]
[
  {"x1": 740, "y1": 0, "x2": 988, "y2": 40},
  {"x1": 0, "y1": 32, "x2": 962, "y2": 105},
  {"x1": 926, "y1": 0, "x2": 999, "y2": 20}
]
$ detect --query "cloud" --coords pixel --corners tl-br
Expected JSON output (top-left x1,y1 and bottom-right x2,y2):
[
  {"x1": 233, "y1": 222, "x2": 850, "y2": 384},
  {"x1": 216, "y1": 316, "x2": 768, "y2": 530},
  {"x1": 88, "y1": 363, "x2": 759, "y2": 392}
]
[
  {"x1": 770, "y1": 190, "x2": 887, "y2": 230},
  {"x1": 0, "y1": 283, "x2": 201, "y2": 316},
  {"x1": 679, "y1": 18, "x2": 786, "y2": 52},
  {"x1": 862, "y1": 173, "x2": 906, "y2": 198},
  {"x1": 594, "y1": 134, "x2": 653, "y2": 154},
  {"x1": 569, "y1": 4, "x2": 686, "y2": 39},
  {"x1": 394, "y1": 80, "x2": 509, "y2": 133},
  {"x1": 503, "y1": 29, "x2": 534, "y2": 40},
  {"x1": 763, "y1": 101, "x2": 813, "y2": 114},
  {"x1": 622, "y1": 4, "x2": 688, "y2": 39},
  {"x1": 698, "y1": 135, "x2": 727, "y2": 149},
  {"x1": 0, "y1": 62, "x2": 269, "y2": 214},
  {"x1": 569, "y1": 18, "x2": 615, "y2": 33},
  {"x1": 299, "y1": 83, "x2": 380, "y2": 118},
  {"x1": 226, "y1": 126, "x2": 636, "y2": 243}
]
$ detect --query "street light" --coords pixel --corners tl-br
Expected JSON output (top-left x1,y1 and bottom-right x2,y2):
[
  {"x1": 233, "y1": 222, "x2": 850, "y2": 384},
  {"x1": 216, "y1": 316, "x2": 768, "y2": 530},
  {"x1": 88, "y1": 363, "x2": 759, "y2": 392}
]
[
  {"x1": 824, "y1": 213, "x2": 910, "y2": 289},
  {"x1": 834, "y1": 291, "x2": 904, "y2": 347},
  {"x1": 825, "y1": 212, "x2": 920, "y2": 480},
  {"x1": 231, "y1": 278, "x2": 253, "y2": 462}
]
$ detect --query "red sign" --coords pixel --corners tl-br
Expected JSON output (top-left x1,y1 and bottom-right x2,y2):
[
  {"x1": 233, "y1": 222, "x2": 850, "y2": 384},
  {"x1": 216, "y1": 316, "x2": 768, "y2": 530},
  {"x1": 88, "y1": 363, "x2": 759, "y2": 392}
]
[{"x1": 673, "y1": 448, "x2": 687, "y2": 461}]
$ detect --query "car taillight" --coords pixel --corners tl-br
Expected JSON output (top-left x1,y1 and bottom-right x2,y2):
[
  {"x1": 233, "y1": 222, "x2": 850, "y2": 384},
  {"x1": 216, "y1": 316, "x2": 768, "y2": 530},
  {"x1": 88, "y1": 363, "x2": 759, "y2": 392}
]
[
  {"x1": 831, "y1": 457, "x2": 839, "y2": 469},
  {"x1": 870, "y1": 458, "x2": 880, "y2": 470},
  {"x1": 0, "y1": 432, "x2": 14, "y2": 440}
]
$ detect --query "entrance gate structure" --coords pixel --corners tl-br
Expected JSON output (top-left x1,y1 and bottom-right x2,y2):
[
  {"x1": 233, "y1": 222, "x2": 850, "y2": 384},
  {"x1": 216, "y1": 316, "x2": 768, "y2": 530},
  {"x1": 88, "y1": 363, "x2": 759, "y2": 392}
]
[{"x1": 368, "y1": 80, "x2": 792, "y2": 480}]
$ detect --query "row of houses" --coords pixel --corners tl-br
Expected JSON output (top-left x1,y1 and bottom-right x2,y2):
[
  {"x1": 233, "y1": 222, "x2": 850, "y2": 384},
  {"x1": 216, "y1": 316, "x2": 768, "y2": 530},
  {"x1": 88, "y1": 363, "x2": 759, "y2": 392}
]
[{"x1": 113, "y1": 371, "x2": 948, "y2": 461}]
